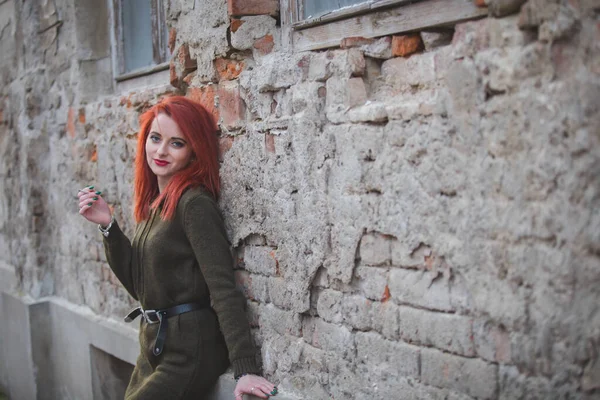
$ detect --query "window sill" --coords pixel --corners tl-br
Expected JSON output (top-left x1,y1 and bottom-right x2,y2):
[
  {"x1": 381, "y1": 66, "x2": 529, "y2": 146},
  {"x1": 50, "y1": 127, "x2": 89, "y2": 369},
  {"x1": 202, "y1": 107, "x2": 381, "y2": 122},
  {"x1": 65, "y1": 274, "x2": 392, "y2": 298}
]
[
  {"x1": 293, "y1": 0, "x2": 414, "y2": 30},
  {"x1": 291, "y1": 0, "x2": 488, "y2": 52},
  {"x1": 115, "y1": 62, "x2": 170, "y2": 82}
]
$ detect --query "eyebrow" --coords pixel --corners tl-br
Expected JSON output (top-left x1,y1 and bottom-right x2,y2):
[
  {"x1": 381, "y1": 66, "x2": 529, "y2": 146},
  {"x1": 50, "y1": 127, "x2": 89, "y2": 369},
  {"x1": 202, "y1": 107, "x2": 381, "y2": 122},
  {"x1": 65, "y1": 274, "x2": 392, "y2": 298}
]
[{"x1": 149, "y1": 131, "x2": 187, "y2": 142}]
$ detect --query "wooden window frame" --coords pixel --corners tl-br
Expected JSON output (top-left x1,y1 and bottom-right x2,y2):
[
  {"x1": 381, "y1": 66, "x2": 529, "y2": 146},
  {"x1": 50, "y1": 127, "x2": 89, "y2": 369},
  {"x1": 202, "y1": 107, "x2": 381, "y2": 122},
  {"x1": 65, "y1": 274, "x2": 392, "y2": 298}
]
[
  {"x1": 112, "y1": 0, "x2": 169, "y2": 81},
  {"x1": 284, "y1": 0, "x2": 488, "y2": 52}
]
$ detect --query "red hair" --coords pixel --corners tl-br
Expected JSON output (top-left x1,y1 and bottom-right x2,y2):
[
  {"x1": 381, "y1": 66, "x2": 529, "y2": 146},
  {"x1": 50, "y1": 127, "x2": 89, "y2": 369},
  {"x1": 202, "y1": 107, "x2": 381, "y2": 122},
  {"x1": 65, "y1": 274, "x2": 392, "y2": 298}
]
[{"x1": 133, "y1": 96, "x2": 220, "y2": 222}]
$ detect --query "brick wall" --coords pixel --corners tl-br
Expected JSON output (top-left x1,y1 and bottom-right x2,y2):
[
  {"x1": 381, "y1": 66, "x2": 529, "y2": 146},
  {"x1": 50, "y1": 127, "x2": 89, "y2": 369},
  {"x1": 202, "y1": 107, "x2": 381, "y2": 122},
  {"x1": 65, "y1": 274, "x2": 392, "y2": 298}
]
[{"x1": 0, "y1": 0, "x2": 599, "y2": 399}]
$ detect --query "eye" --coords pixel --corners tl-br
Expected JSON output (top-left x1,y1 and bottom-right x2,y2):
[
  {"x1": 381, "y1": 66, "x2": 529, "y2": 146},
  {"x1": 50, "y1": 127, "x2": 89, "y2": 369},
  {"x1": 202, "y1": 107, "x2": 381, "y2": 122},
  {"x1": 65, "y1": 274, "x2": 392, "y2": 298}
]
[
  {"x1": 149, "y1": 134, "x2": 160, "y2": 143},
  {"x1": 171, "y1": 141, "x2": 185, "y2": 148}
]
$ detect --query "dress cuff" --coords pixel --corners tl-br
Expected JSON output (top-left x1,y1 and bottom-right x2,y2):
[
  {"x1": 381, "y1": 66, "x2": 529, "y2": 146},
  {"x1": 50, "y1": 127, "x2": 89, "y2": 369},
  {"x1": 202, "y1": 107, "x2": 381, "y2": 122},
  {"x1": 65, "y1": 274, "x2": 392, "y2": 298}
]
[{"x1": 232, "y1": 357, "x2": 260, "y2": 378}]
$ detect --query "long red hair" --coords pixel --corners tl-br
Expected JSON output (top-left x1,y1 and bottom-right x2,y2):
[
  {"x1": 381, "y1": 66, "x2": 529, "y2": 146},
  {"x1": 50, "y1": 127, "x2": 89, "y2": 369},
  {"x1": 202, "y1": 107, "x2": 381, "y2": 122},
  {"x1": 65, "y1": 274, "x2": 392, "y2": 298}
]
[{"x1": 133, "y1": 96, "x2": 220, "y2": 222}]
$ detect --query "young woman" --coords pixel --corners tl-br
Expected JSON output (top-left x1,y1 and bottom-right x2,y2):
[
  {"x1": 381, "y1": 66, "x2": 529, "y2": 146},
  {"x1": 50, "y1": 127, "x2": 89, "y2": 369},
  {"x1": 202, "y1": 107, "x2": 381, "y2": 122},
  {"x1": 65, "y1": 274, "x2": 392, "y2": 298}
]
[{"x1": 77, "y1": 96, "x2": 277, "y2": 399}]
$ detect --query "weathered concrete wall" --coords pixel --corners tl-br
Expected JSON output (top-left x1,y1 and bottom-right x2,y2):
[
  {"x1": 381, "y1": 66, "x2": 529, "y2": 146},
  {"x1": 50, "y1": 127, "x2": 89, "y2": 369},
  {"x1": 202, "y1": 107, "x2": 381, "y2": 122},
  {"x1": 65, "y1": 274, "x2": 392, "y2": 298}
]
[{"x1": 0, "y1": 0, "x2": 599, "y2": 399}]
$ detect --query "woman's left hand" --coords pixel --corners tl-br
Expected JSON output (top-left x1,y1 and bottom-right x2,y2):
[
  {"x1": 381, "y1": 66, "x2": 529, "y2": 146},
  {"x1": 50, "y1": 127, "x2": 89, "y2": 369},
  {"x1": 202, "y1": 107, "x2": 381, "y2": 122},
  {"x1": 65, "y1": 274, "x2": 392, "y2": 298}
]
[{"x1": 234, "y1": 374, "x2": 278, "y2": 399}]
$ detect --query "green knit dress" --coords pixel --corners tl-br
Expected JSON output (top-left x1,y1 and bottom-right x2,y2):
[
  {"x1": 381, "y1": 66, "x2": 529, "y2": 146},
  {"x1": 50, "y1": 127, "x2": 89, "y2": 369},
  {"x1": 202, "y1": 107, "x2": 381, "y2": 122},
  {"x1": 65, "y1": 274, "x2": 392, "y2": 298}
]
[{"x1": 103, "y1": 187, "x2": 259, "y2": 399}]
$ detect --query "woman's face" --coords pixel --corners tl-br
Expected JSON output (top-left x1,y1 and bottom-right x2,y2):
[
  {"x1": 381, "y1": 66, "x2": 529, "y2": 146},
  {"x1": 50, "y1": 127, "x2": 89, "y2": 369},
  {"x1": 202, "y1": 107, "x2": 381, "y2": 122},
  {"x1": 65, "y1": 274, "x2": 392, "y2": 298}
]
[{"x1": 145, "y1": 113, "x2": 194, "y2": 187}]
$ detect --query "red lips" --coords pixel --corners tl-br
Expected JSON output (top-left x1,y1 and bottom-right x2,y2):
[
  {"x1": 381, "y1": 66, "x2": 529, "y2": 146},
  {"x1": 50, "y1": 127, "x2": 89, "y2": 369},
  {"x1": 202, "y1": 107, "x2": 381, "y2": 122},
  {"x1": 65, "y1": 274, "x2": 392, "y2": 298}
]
[{"x1": 154, "y1": 159, "x2": 170, "y2": 166}]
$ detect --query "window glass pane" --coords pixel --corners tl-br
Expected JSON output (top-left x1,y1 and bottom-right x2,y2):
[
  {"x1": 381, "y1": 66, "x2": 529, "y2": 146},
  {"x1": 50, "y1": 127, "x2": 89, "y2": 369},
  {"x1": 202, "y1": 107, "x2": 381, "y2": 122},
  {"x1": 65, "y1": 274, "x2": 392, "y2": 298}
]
[
  {"x1": 122, "y1": 0, "x2": 154, "y2": 72},
  {"x1": 303, "y1": 0, "x2": 367, "y2": 19}
]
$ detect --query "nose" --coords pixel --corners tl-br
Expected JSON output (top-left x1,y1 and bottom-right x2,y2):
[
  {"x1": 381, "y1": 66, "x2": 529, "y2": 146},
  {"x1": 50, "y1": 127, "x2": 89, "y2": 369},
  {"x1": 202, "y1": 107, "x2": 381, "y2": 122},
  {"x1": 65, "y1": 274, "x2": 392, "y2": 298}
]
[{"x1": 157, "y1": 141, "x2": 168, "y2": 156}]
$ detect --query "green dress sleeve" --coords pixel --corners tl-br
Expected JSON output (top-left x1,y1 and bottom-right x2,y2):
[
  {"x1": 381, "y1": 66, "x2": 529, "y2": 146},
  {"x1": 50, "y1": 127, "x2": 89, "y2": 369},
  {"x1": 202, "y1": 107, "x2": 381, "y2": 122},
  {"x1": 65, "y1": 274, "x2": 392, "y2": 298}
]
[
  {"x1": 183, "y1": 195, "x2": 260, "y2": 378},
  {"x1": 102, "y1": 220, "x2": 138, "y2": 300}
]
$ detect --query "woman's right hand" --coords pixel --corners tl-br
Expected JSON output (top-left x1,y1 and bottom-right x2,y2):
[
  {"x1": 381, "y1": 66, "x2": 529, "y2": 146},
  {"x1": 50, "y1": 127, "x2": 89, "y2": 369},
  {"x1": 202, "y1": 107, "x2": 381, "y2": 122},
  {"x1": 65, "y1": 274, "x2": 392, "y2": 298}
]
[{"x1": 77, "y1": 185, "x2": 112, "y2": 227}]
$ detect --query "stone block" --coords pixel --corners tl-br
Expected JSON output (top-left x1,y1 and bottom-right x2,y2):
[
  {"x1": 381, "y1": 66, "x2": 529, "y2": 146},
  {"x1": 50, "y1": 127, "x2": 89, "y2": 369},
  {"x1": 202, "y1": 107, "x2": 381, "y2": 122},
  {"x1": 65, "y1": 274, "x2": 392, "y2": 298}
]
[
  {"x1": 231, "y1": 15, "x2": 277, "y2": 51},
  {"x1": 391, "y1": 241, "x2": 429, "y2": 268},
  {"x1": 362, "y1": 36, "x2": 392, "y2": 59},
  {"x1": 243, "y1": 245, "x2": 278, "y2": 275},
  {"x1": 421, "y1": 348, "x2": 498, "y2": 399},
  {"x1": 371, "y1": 301, "x2": 400, "y2": 340},
  {"x1": 381, "y1": 52, "x2": 436, "y2": 87},
  {"x1": 490, "y1": 0, "x2": 527, "y2": 18},
  {"x1": 259, "y1": 303, "x2": 302, "y2": 336},
  {"x1": 306, "y1": 318, "x2": 354, "y2": 357},
  {"x1": 328, "y1": 48, "x2": 366, "y2": 78},
  {"x1": 341, "y1": 295, "x2": 372, "y2": 330},
  {"x1": 421, "y1": 30, "x2": 454, "y2": 51},
  {"x1": 267, "y1": 277, "x2": 297, "y2": 310},
  {"x1": 308, "y1": 52, "x2": 330, "y2": 81},
  {"x1": 389, "y1": 269, "x2": 453, "y2": 312},
  {"x1": 316, "y1": 289, "x2": 343, "y2": 323},
  {"x1": 325, "y1": 76, "x2": 367, "y2": 122},
  {"x1": 354, "y1": 266, "x2": 388, "y2": 301},
  {"x1": 228, "y1": 0, "x2": 279, "y2": 17},
  {"x1": 346, "y1": 77, "x2": 368, "y2": 108},
  {"x1": 347, "y1": 102, "x2": 388, "y2": 123},
  {"x1": 473, "y1": 319, "x2": 511, "y2": 363},
  {"x1": 355, "y1": 331, "x2": 420, "y2": 378},
  {"x1": 399, "y1": 306, "x2": 475, "y2": 356},
  {"x1": 234, "y1": 270, "x2": 270, "y2": 302},
  {"x1": 359, "y1": 232, "x2": 392, "y2": 266}
]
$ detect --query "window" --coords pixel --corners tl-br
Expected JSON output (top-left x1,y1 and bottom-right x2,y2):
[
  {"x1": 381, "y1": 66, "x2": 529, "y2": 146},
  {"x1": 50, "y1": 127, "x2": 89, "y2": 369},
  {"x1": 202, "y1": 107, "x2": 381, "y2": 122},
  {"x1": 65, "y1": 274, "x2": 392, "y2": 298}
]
[
  {"x1": 302, "y1": 0, "x2": 367, "y2": 19},
  {"x1": 113, "y1": 0, "x2": 169, "y2": 80},
  {"x1": 287, "y1": 0, "x2": 488, "y2": 51}
]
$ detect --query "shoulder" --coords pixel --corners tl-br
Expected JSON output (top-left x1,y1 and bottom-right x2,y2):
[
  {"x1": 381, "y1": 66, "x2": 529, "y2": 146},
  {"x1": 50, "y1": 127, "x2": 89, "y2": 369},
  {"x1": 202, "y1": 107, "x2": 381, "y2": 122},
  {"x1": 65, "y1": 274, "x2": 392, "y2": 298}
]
[
  {"x1": 179, "y1": 186, "x2": 218, "y2": 208},
  {"x1": 178, "y1": 186, "x2": 221, "y2": 220}
]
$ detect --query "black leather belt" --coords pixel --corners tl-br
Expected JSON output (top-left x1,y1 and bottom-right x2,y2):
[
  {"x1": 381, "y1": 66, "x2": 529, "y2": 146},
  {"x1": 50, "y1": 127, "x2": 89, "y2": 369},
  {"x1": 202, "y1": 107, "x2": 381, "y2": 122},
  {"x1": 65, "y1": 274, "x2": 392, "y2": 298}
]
[{"x1": 124, "y1": 302, "x2": 208, "y2": 356}]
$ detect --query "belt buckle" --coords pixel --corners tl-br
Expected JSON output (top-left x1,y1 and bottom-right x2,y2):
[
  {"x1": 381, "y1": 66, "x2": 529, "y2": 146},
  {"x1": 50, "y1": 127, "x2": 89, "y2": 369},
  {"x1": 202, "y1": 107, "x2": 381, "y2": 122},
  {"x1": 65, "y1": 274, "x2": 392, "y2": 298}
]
[{"x1": 143, "y1": 309, "x2": 161, "y2": 324}]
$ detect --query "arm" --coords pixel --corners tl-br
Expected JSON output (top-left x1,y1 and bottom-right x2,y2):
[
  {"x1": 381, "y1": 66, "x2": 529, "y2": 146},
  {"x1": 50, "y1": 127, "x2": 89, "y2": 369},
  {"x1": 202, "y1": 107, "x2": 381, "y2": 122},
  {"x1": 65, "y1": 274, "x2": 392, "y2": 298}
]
[
  {"x1": 102, "y1": 220, "x2": 138, "y2": 300},
  {"x1": 182, "y1": 195, "x2": 260, "y2": 377},
  {"x1": 77, "y1": 186, "x2": 137, "y2": 300}
]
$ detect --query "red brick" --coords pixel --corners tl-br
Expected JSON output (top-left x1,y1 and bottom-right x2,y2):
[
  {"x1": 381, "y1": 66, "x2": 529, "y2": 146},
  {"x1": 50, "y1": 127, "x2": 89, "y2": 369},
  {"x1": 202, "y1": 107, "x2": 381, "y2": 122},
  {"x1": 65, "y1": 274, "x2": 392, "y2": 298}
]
[
  {"x1": 340, "y1": 36, "x2": 374, "y2": 49},
  {"x1": 230, "y1": 18, "x2": 245, "y2": 33},
  {"x1": 187, "y1": 85, "x2": 219, "y2": 122},
  {"x1": 182, "y1": 71, "x2": 196, "y2": 86},
  {"x1": 253, "y1": 34, "x2": 274, "y2": 55},
  {"x1": 177, "y1": 44, "x2": 197, "y2": 74},
  {"x1": 381, "y1": 285, "x2": 391, "y2": 302},
  {"x1": 391, "y1": 34, "x2": 424, "y2": 57},
  {"x1": 168, "y1": 28, "x2": 177, "y2": 54},
  {"x1": 474, "y1": 0, "x2": 487, "y2": 7},
  {"x1": 265, "y1": 133, "x2": 275, "y2": 153},
  {"x1": 215, "y1": 58, "x2": 245, "y2": 80},
  {"x1": 169, "y1": 60, "x2": 179, "y2": 88},
  {"x1": 218, "y1": 81, "x2": 246, "y2": 128},
  {"x1": 90, "y1": 146, "x2": 97, "y2": 162},
  {"x1": 78, "y1": 108, "x2": 85, "y2": 124},
  {"x1": 67, "y1": 107, "x2": 76, "y2": 138},
  {"x1": 228, "y1": 0, "x2": 279, "y2": 17}
]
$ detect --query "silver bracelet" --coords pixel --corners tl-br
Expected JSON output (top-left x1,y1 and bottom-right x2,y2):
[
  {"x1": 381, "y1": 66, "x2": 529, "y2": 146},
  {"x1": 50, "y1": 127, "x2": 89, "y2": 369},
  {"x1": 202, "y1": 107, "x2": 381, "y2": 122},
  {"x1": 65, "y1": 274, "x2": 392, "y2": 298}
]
[{"x1": 98, "y1": 215, "x2": 115, "y2": 237}]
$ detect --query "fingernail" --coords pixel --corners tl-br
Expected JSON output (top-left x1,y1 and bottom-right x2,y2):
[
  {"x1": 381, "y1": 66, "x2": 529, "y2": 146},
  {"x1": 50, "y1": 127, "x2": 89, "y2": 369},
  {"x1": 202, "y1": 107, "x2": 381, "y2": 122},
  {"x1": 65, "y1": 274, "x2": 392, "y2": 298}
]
[
  {"x1": 95, "y1": 191, "x2": 101, "y2": 195},
  {"x1": 88, "y1": 186, "x2": 94, "y2": 189},
  {"x1": 93, "y1": 197, "x2": 98, "y2": 200},
  {"x1": 87, "y1": 203, "x2": 92, "y2": 206}
]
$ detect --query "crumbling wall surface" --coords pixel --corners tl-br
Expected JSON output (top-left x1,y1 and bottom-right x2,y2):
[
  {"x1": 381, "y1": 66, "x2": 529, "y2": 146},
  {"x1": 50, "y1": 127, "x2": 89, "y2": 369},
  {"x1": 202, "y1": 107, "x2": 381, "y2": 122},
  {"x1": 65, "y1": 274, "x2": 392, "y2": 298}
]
[{"x1": 0, "y1": 0, "x2": 599, "y2": 399}]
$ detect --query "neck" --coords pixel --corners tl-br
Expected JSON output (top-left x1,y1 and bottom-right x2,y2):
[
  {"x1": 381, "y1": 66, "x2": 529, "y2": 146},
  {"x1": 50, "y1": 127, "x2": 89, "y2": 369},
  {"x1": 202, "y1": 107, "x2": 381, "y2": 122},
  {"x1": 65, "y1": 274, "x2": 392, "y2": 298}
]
[{"x1": 157, "y1": 177, "x2": 168, "y2": 193}]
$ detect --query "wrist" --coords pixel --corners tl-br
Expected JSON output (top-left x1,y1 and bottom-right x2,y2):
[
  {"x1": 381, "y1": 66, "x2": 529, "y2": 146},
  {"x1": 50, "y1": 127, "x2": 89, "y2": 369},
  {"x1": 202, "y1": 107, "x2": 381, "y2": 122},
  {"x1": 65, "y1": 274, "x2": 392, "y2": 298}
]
[
  {"x1": 98, "y1": 215, "x2": 115, "y2": 237},
  {"x1": 235, "y1": 373, "x2": 249, "y2": 382}
]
